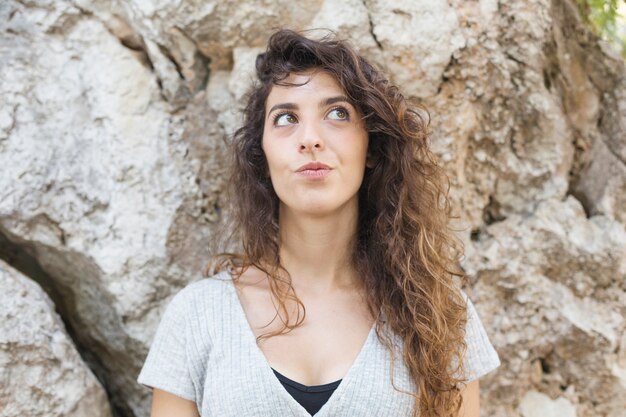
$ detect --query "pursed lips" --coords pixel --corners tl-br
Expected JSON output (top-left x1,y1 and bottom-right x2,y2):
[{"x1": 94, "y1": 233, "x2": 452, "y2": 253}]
[
  {"x1": 296, "y1": 161, "x2": 331, "y2": 172},
  {"x1": 295, "y1": 162, "x2": 332, "y2": 179}
]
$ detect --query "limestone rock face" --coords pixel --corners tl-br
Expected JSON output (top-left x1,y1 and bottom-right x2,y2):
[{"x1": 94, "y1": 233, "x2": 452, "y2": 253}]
[
  {"x1": 366, "y1": 0, "x2": 465, "y2": 98},
  {"x1": 0, "y1": 260, "x2": 112, "y2": 417},
  {"x1": 0, "y1": 0, "x2": 625, "y2": 416},
  {"x1": 519, "y1": 391, "x2": 578, "y2": 417},
  {"x1": 0, "y1": 1, "x2": 224, "y2": 415},
  {"x1": 463, "y1": 197, "x2": 626, "y2": 417}
]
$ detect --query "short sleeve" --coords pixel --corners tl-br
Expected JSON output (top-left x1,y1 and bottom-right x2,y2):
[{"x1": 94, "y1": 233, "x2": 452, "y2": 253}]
[
  {"x1": 137, "y1": 287, "x2": 196, "y2": 401},
  {"x1": 457, "y1": 291, "x2": 501, "y2": 382}
]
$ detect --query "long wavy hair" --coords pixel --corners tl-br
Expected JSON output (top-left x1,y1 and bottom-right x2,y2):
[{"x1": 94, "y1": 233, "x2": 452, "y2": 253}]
[{"x1": 205, "y1": 29, "x2": 469, "y2": 417}]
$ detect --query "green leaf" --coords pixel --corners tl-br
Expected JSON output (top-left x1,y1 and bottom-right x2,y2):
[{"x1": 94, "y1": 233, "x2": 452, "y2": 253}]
[{"x1": 576, "y1": 0, "x2": 626, "y2": 58}]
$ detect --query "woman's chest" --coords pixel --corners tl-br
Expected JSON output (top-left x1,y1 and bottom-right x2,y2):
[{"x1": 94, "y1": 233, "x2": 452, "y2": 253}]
[
  {"x1": 255, "y1": 312, "x2": 376, "y2": 386},
  {"x1": 237, "y1": 282, "x2": 377, "y2": 386},
  {"x1": 198, "y1": 326, "x2": 417, "y2": 417}
]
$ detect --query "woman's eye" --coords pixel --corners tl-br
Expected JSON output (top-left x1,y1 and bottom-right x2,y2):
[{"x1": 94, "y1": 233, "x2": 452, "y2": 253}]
[
  {"x1": 274, "y1": 113, "x2": 298, "y2": 126},
  {"x1": 327, "y1": 107, "x2": 349, "y2": 121}
]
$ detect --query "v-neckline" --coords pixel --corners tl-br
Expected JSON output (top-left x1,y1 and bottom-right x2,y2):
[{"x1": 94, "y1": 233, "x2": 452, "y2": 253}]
[{"x1": 224, "y1": 275, "x2": 378, "y2": 417}]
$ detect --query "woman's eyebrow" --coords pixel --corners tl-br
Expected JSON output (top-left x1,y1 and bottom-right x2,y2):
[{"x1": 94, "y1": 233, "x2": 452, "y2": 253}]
[
  {"x1": 267, "y1": 102, "x2": 298, "y2": 117},
  {"x1": 266, "y1": 95, "x2": 352, "y2": 120},
  {"x1": 320, "y1": 95, "x2": 350, "y2": 108}
]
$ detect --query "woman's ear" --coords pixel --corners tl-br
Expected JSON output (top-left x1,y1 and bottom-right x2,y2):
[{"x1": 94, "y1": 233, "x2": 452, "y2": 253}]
[{"x1": 366, "y1": 150, "x2": 376, "y2": 168}]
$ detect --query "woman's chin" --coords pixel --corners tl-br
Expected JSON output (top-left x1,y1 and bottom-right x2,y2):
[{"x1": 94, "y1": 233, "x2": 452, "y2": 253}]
[
  {"x1": 292, "y1": 204, "x2": 336, "y2": 217},
  {"x1": 280, "y1": 198, "x2": 358, "y2": 219}
]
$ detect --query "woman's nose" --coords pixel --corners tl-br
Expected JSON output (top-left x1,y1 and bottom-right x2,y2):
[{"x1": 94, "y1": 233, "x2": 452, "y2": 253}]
[{"x1": 298, "y1": 121, "x2": 325, "y2": 152}]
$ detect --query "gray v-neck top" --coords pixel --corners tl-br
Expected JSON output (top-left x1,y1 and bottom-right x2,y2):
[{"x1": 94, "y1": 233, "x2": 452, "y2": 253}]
[{"x1": 137, "y1": 271, "x2": 501, "y2": 416}]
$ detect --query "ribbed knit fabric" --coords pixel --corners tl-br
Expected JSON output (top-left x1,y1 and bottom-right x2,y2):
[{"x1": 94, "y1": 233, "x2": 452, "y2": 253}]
[{"x1": 137, "y1": 271, "x2": 501, "y2": 416}]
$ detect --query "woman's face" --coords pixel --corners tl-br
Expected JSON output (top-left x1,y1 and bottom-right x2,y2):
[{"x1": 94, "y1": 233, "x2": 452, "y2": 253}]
[{"x1": 262, "y1": 70, "x2": 369, "y2": 217}]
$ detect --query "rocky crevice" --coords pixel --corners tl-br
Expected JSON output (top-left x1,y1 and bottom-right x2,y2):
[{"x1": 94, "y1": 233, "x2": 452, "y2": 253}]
[
  {"x1": 0, "y1": 228, "x2": 118, "y2": 415},
  {"x1": 361, "y1": 0, "x2": 383, "y2": 50},
  {"x1": 0, "y1": 226, "x2": 138, "y2": 417}
]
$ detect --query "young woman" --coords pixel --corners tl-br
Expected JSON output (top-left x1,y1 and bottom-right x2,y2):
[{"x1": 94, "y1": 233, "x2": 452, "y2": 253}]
[{"x1": 138, "y1": 29, "x2": 500, "y2": 417}]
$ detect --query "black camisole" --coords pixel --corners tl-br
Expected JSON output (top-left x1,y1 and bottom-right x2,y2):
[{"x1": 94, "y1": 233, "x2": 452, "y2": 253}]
[{"x1": 271, "y1": 368, "x2": 342, "y2": 415}]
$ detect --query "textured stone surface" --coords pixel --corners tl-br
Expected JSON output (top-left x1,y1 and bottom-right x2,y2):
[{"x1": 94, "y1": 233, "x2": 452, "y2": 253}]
[
  {"x1": 0, "y1": 1, "x2": 224, "y2": 415},
  {"x1": 0, "y1": 0, "x2": 625, "y2": 416},
  {"x1": 365, "y1": 0, "x2": 465, "y2": 98},
  {"x1": 519, "y1": 391, "x2": 578, "y2": 417},
  {"x1": 0, "y1": 260, "x2": 112, "y2": 417},
  {"x1": 463, "y1": 196, "x2": 626, "y2": 417}
]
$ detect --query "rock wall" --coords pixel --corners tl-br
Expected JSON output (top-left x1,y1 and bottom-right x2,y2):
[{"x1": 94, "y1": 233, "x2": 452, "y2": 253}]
[
  {"x1": 0, "y1": 0, "x2": 624, "y2": 416},
  {"x1": 0, "y1": 259, "x2": 112, "y2": 417}
]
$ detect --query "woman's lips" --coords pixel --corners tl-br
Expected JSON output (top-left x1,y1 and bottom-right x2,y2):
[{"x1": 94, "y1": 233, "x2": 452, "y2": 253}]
[
  {"x1": 297, "y1": 162, "x2": 331, "y2": 171},
  {"x1": 296, "y1": 168, "x2": 331, "y2": 179},
  {"x1": 296, "y1": 162, "x2": 332, "y2": 180}
]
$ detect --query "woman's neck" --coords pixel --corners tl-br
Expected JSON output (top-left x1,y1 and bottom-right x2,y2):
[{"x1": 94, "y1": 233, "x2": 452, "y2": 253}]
[{"x1": 278, "y1": 201, "x2": 360, "y2": 295}]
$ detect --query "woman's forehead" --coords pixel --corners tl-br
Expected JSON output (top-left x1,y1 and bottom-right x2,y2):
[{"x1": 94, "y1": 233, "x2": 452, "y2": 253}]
[{"x1": 266, "y1": 71, "x2": 346, "y2": 104}]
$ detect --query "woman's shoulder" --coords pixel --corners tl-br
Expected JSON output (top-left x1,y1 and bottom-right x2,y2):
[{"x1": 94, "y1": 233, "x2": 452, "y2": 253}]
[
  {"x1": 171, "y1": 270, "x2": 234, "y2": 305},
  {"x1": 137, "y1": 271, "x2": 234, "y2": 402},
  {"x1": 159, "y1": 270, "x2": 235, "y2": 330}
]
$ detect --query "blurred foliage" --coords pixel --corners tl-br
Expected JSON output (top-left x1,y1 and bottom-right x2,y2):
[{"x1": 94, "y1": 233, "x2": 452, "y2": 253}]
[{"x1": 576, "y1": 0, "x2": 626, "y2": 57}]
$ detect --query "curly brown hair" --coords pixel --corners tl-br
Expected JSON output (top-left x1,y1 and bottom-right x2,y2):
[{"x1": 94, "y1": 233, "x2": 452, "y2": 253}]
[{"x1": 205, "y1": 29, "x2": 470, "y2": 417}]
